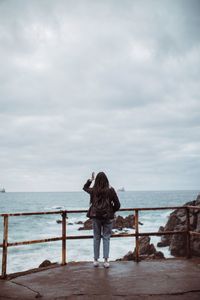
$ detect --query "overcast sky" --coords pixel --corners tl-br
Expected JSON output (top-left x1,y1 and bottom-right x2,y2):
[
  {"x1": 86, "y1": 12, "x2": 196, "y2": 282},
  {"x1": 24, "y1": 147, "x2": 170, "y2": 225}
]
[{"x1": 0, "y1": 0, "x2": 200, "y2": 192}]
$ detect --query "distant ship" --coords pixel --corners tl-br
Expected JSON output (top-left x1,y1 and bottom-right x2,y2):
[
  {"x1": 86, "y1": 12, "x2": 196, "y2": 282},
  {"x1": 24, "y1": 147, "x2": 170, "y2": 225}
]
[
  {"x1": 0, "y1": 187, "x2": 5, "y2": 193},
  {"x1": 118, "y1": 187, "x2": 125, "y2": 192}
]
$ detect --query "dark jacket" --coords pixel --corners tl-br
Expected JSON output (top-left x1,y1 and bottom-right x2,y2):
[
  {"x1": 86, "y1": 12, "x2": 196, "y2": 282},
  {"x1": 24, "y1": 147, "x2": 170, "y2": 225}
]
[{"x1": 83, "y1": 179, "x2": 121, "y2": 218}]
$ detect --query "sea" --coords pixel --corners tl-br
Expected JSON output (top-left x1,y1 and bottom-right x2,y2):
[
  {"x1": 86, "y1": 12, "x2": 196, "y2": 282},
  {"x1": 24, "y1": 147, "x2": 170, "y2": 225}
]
[{"x1": 0, "y1": 190, "x2": 199, "y2": 274}]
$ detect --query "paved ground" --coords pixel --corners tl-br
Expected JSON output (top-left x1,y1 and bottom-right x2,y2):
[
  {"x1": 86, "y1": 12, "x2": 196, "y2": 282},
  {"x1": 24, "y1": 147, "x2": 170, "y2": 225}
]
[{"x1": 0, "y1": 259, "x2": 200, "y2": 299}]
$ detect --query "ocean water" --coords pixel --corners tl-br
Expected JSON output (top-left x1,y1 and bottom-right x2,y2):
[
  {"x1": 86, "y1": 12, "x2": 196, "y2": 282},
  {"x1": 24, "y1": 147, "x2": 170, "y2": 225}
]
[{"x1": 0, "y1": 190, "x2": 199, "y2": 274}]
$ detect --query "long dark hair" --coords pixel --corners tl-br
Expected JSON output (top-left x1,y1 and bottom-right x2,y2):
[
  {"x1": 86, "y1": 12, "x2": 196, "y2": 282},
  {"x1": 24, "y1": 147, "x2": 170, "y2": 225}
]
[{"x1": 93, "y1": 172, "x2": 109, "y2": 198}]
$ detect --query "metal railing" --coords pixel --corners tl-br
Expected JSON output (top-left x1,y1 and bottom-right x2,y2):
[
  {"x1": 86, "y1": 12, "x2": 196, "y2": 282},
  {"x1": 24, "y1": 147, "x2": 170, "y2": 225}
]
[{"x1": 0, "y1": 205, "x2": 200, "y2": 279}]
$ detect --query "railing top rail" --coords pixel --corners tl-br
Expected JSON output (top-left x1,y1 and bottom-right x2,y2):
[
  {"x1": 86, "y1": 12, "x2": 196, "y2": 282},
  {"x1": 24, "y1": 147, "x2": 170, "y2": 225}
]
[
  {"x1": 186, "y1": 205, "x2": 200, "y2": 210},
  {"x1": 0, "y1": 206, "x2": 187, "y2": 217}
]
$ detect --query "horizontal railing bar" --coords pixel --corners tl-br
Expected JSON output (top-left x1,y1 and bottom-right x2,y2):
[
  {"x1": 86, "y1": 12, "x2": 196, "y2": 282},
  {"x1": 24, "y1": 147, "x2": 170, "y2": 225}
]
[
  {"x1": 65, "y1": 207, "x2": 184, "y2": 212},
  {"x1": 64, "y1": 234, "x2": 137, "y2": 240},
  {"x1": 138, "y1": 230, "x2": 187, "y2": 236},
  {"x1": 131, "y1": 206, "x2": 186, "y2": 211},
  {"x1": 189, "y1": 231, "x2": 200, "y2": 236},
  {"x1": 0, "y1": 206, "x2": 187, "y2": 217},
  {"x1": 0, "y1": 211, "x2": 65, "y2": 217},
  {"x1": 8, "y1": 237, "x2": 63, "y2": 246},
  {"x1": 187, "y1": 206, "x2": 200, "y2": 210},
  {"x1": 7, "y1": 235, "x2": 131, "y2": 246},
  {"x1": 6, "y1": 230, "x2": 187, "y2": 247}
]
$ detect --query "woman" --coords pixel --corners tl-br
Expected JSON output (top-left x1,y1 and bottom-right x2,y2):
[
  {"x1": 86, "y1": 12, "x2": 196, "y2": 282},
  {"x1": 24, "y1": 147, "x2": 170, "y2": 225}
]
[{"x1": 83, "y1": 172, "x2": 121, "y2": 268}]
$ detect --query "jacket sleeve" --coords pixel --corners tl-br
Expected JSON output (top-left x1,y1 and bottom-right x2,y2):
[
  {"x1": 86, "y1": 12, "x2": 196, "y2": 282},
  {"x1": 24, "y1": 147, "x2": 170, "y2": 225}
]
[
  {"x1": 111, "y1": 188, "x2": 121, "y2": 212},
  {"x1": 83, "y1": 179, "x2": 93, "y2": 194}
]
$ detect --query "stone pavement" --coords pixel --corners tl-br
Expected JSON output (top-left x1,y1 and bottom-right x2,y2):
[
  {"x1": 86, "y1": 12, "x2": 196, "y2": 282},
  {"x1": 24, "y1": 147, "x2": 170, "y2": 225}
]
[{"x1": 0, "y1": 259, "x2": 200, "y2": 299}]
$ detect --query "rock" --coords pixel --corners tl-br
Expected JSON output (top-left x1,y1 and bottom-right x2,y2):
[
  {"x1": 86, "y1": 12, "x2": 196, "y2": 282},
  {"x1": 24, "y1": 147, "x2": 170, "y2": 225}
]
[
  {"x1": 179, "y1": 215, "x2": 186, "y2": 224},
  {"x1": 157, "y1": 226, "x2": 168, "y2": 247},
  {"x1": 154, "y1": 251, "x2": 165, "y2": 259},
  {"x1": 158, "y1": 226, "x2": 164, "y2": 232},
  {"x1": 75, "y1": 221, "x2": 84, "y2": 225},
  {"x1": 56, "y1": 219, "x2": 72, "y2": 224},
  {"x1": 121, "y1": 251, "x2": 135, "y2": 261},
  {"x1": 56, "y1": 214, "x2": 68, "y2": 224},
  {"x1": 136, "y1": 236, "x2": 156, "y2": 256},
  {"x1": 158, "y1": 194, "x2": 200, "y2": 257},
  {"x1": 196, "y1": 194, "x2": 200, "y2": 205},
  {"x1": 117, "y1": 227, "x2": 123, "y2": 231},
  {"x1": 196, "y1": 214, "x2": 200, "y2": 232},
  {"x1": 165, "y1": 214, "x2": 179, "y2": 231},
  {"x1": 113, "y1": 215, "x2": 136, "y2": 229},
  {"x1": 118, "y1": 236, "x2": 165, "y2": 261},
  {"x1": 190, "y1": 214, "x2": 198, "y2": 230},
  {"x1": 191, "y1": 235, "x2": 200, "y2": 256},
  {"x1": 78, "y1": 214, "x2": 141, "y2": 230},
  {"x1": 146, "y1": 251, "x2": 165, "y2": 260},
  {"x1": 78, "y1": 219, "x2": 92, "y2": 230},
  {"x1": 39, "y1": 260, "x2": 52, "y2": 268},
  {"x1": 169, "y1": 232, "x2": 187, "y2": 256},
  {"x1": 157, "y1": 242, "x2": 165, "y2": 247}
]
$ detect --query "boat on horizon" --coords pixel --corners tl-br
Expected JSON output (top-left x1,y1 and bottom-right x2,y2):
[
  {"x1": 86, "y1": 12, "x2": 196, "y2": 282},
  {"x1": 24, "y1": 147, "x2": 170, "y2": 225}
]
[
  {"x1": 0, "y1": 187, "x2": 5, "y2": 193},
  {"x1": 117, "y1": 187, "x2": 125, "y2": 192}
]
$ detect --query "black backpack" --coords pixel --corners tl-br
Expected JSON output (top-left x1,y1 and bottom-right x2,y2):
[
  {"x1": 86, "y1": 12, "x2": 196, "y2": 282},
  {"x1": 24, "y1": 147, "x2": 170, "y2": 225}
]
[{"x1": 87, "y1": 193, "x2": 113, "y2": 219}]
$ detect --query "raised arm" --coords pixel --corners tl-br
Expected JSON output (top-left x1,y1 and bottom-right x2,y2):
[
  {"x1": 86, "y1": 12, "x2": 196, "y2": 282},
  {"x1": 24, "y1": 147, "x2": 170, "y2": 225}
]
[
  {"x1": 83, "y1": 172, "x2": 95, "y2": 194},
  {"x1": 83, "y1": 179, "x2": 93, "y2": 194}
]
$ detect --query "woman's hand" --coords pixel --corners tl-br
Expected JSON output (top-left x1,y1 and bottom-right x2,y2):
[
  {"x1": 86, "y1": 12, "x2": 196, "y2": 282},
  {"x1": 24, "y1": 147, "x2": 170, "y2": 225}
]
[{"x1": 91, "y1": 172, "x2": 95, "y2": 181}]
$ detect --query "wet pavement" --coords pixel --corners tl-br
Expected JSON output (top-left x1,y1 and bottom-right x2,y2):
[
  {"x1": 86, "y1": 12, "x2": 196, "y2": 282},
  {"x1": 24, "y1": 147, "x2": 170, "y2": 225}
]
[{"x1": 0, "y1": 259, "x2": 200, "y2": 299}]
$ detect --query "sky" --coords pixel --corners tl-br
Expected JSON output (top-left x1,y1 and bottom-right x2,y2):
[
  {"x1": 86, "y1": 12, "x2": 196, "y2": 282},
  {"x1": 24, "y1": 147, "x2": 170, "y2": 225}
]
[{"x1": 0, "y1": 0, "x2": 200, "y2": 192}]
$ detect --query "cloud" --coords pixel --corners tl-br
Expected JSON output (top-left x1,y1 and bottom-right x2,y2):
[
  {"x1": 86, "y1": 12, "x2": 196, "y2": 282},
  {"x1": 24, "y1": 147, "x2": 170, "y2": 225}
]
[{"x1": 0, "y1": 0, "x2": 200, "y2": 191}]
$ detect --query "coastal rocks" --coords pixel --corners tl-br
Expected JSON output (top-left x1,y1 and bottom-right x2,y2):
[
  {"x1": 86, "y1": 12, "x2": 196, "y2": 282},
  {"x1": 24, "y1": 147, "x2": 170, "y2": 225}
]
[
  {"x1": 157, "y1": 194, "x2": 200, "y2": 257},
  {"x1": 78, "y1": 219, "x2": 92, "y2": 230},
  {"x1": 56, "y1": 214, "x2": 68, "y2": 224},
  {"x1": 39, "y1": 260, "x2": 52, "y2": 268},
  {"x1": 117, "y1": 236, "x2": 165, "y2": 261},
  {"x1": 138, "y1": 236, "x2": 157, "y2": 256},
  {"x1": 113, "y1": 214, "x2": 143, "y2": 229},
  {"x1": 39, "y1": 260, "x2": 59, "y2": 268},
  {"x1": 75, "y1": 221, "x2": 84, "y2": 225},
  {"x1": 113, "y1": 215, "x2": 135, "y2": 229},
  {"x1": 78, "y1": 214, "x2": 140, "y2": 231},
  {"x1": 119, "y1": 251, "x2": 134, "y2": 261},
  {"x1": 56, "y1": 220, "x2": 73, "y2": 225}
]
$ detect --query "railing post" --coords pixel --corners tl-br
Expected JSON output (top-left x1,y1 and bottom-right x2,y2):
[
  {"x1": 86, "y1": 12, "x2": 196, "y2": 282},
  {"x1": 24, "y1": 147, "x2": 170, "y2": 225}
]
[
  {"x1": 62, "y1": 211, "x2": 67, "y2": 265},
  {"x1": 186, "y1": 207, "x2": 191, "y2": 258},
  {"x1": 135, "y1": 209, "x2": 139, "y2": 262},
  {"x1": 2, "y1": 215, "x2": 9, "y2": 278}
]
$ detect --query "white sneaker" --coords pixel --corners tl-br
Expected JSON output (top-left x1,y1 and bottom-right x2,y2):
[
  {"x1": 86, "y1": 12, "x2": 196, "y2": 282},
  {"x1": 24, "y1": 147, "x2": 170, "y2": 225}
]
[
  {"x1": 93, "y1": 260, "x2": 99, "y2": 267},
  {"x1": 103, "y1": 261, "x2": 110, "y2": 268}
]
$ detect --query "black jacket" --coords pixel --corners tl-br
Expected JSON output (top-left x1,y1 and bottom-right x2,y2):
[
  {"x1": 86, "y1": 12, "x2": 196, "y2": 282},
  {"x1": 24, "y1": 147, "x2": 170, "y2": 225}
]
[{"x1": 83, "y1": 179, "x2": 121, "y2": 218}]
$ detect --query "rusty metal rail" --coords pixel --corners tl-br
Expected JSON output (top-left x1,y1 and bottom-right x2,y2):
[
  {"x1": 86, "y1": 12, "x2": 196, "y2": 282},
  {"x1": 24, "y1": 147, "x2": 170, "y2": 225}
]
[{"x1": 0, "y1": 205, "x2": 199, "y2": 279}]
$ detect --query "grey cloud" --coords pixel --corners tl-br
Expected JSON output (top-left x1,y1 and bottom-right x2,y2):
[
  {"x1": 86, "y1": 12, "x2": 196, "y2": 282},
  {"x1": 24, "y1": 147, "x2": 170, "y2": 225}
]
[{"x1": 0, "y1": 0, "x2": 200, "y2": 191}]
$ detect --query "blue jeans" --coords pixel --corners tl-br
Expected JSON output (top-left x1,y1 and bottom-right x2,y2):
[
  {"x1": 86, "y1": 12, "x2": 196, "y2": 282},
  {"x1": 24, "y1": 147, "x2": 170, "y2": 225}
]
[{"x1": 92, "y1": 218, "x2": 113, "y2": 260}]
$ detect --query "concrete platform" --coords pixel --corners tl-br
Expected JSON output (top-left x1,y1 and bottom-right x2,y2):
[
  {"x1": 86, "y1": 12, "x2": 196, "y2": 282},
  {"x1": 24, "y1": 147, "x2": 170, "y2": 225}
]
[{"x1": 0, "y1": 259, "x2": 200, "y2": 299}]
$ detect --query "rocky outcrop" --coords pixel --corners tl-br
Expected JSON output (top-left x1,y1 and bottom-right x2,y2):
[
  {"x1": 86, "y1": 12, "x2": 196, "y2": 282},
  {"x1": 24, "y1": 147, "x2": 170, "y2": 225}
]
[
  {"x1": 56, "y1": 220, "x2": 73, "y2": 225},
  {"x1": 117, "y1": 236, "x2": 165, "y2": 261},
  {"x1": 75, "y1": 221, "x2": 84, "y2": 225},
  {"x1": 39, "y1": 260, "x2": 53, "y2": 268},
  {"x1": 78, "y1": 214, "x2": 142, "y2": 230},
  {"x1": 157, "y1": 194, "x2": 200, "y2": 257},
  {"x1": 39, "y1": 260, "x2": 59, "y2": 268},
  {"x1": 78, "y1": 219, "x2": 92, "y2": 230}
]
